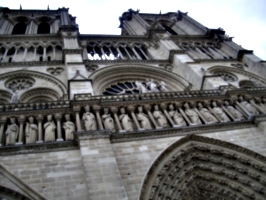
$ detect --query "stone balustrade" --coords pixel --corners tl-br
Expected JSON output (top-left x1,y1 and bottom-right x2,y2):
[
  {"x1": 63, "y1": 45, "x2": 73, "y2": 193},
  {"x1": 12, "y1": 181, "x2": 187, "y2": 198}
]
[{"x1": 0, "y1": 91, "x2": 266, "y2": 147}]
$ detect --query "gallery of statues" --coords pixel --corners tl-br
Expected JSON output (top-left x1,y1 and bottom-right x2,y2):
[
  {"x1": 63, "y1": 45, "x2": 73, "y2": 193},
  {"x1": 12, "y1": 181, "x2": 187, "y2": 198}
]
[{"x1": 0, "y1": 6, "x2": 265, "y2": 200}]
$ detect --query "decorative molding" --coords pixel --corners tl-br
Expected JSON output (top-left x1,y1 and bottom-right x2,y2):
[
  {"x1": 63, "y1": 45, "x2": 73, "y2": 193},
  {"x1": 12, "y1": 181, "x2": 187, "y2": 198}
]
[
  {"x1": 46, "y1": 67, "x2": 64, "y2": 75},
  {"x1": 0, "y1": 61, "x2": 63, "y2": 67}
]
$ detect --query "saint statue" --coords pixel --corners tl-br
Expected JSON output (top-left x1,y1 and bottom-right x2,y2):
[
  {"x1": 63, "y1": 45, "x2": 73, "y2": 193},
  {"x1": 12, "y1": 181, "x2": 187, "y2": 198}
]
[
  {"x1": 135, "y1": 81, "x2": 148, "y2": 93},
  {"x1": 198, "y1": 103, "x2": 218, "y2": 123},
  {"x1": 153, "y1": 105, "x2": 168, "y2": 127},
  {"x1": 44, "y1": 114, "x2": 56, "y2": 142},
  {"x1": 184, "y1": 103, "x2": 201, "y2": 125},
  {"x1": 82, "y1": 105, "x2": 97, "y2": 131},
  {"x1": 10, "y1": 90, "x2": 19, "y2": 103},
  {"x1": 168, "y1": 104, "x2": 186, "y2": 126},
  {"x1": 239, "y1": 96, "x2": 259, "y2": 115},
  {"x1": 5, "y1": 117, "x2": 19, "y2": 145},
  {"x1": 119, "y1": 107, "x2": 133, "y2": 131},
  {"x1": 224, "y1": 101, "x2": 245, "y2": 120},
  {"x1": 25, "y1": 116, "x2": 38, "y2": 144},
  {"x1": 63, "y1": 114, "x2": 75, "y2": 140},
  {"x1": 212, "y1": 101, "x2": 230, "y2": 122},
  {"x1": 102, "y1": 108, "x2": 115, "y2": 132},
  {"x1": 146, "y1": 79, "x2": 159, "y2": 92},
  {"x1": 159, "y1": 81, "x2": 168, "y2": 92},
  {"x1": 136, "y1": 106, "x2": 152, "y2": 129}
]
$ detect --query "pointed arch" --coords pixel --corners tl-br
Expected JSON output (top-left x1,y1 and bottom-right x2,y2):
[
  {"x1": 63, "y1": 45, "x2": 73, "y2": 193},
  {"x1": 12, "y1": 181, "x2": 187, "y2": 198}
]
[
  {"x1": 12, "y1": 22, "x2": 27, "y2": 35},
  {"x1": 140, "y1": 135, "x2": 266, "y2": 200},
  {"x1": 37, "y1": 21, "x2": 50, "y2": 34}
]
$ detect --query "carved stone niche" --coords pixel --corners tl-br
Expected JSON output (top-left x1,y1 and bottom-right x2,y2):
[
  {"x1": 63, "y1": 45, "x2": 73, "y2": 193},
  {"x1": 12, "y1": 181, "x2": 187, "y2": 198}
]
[
  {"x1": 5, "y1": 77, "x2": 35, "y2": 91},
  {"x1": 46, "y1": 67, "x2": 64, "y2": 75}
]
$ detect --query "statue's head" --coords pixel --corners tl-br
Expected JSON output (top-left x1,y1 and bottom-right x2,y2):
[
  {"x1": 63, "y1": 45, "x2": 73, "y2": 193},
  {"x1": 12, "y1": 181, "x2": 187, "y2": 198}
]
[
  {"x1": 120, "y1": 107, "x2": 125, "y2": 114},
  {"x1": 85, "y1": 105, "x2": 90, "y2": 112},
  {"x1": 169, "y1": 104, "x2": 174, "y2": 110},
  {"x1": 29, "y1": 116, "x2": 34, "y2": 123},
  {"x1": 65, "y1": 114, "x2": 70, "y2": 121}
]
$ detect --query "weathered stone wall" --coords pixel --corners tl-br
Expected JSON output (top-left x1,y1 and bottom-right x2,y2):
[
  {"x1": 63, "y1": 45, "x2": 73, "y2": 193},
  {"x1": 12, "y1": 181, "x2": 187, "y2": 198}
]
[{"x1": 0, "y1": 150, "x2": 88, "y2": 200}]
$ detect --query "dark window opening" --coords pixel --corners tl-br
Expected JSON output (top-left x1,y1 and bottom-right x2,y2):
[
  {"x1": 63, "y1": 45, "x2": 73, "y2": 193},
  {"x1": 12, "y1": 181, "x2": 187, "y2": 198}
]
[
  {"x1": 7, "y1": 47, "x2": 15, "y2": 56},
  {"x1": 36, "y1": 46, "x2": 43, "y2": 55},
  {"x1": 162, "y1": 25, "x2": 178, "y2": 35},
  {"x1": 39, "y1": 56, "x2": 43, "y2": 62},
  {"x1": 37, "y1": 22, "x2": 50, "y2": 34},
  {"x1": 9, "y1": 57, "x2": 12, "y2": 62},
  {"x1": 47, "y1": 56, "x2": 51, "y2": 61},
  {"x1": 12, "y1": 22, "x2": 27, "y2": 35}
]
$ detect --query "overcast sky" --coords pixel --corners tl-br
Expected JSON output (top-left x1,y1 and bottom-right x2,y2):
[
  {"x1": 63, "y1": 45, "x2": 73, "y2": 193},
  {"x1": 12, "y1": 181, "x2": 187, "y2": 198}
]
[{"x1": 1, "y1": 0, "x2": 265, "y2": 59}]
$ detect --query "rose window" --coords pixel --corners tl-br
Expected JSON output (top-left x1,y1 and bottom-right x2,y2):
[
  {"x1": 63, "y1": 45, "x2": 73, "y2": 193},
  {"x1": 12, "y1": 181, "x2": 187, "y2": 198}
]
[{"x1": 5, "y1": 77, "x2": 35, "y2": 91}]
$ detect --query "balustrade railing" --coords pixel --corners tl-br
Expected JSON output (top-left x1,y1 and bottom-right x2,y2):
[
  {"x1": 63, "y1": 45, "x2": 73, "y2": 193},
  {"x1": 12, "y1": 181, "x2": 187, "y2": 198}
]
[{"x1": 0, "y1": 90, "x2": 266, "y2": 147}]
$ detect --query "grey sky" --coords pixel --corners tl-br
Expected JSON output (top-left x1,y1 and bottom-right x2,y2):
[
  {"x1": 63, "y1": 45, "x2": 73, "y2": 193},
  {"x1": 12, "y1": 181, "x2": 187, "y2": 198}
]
[{"x1": 1, "y1": 0, "x2": 266, "y2": 59}]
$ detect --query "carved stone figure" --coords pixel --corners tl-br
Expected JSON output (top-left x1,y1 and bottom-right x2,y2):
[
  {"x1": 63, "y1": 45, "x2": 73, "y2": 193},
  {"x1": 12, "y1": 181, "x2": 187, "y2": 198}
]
[
  {"x1": 25, "y1": 116, "x2": 38, "y2": 144},
  {"x1": 136, "y1": 106, "x2": 152, "y2": 129},
  {"x1": 212, "y1": 101, "x2": 230, "y2": 122},
  {"x1": 159, "y1": 81, "x2": 168, "y2": 92},
  {"x1": 184, "y1": 103, "x2": 201, "y2": 125},
  {"x1": 63, "y1": 114, "x2": 75, "y2": 140},
  {"x1": 239, "y1": 96, "x2": 259, "y2": 115},
  {"x1": 135, "y1": 81, "x2": 148, "y2": 93},
  {"x1": 224, "y1": 101, "x2": 244, "y2": 120},
  {"x1": 153, "y1": 105, "x2": 168, "y2": 127},
  {"x1": 168, "y1": 104, "x2": 186, "y2": 126},
  {"x1": 198, "y1": 103, "x2": 218, "y2": 123},
  {"x1": 146, "y1": 79, "x2": 159, "y2": 92},
  {"x1": 5, "y1": 117, "x2": 19, "y2": 145},
  {"x1": 10, "y1": 90, "x2": 19, "y2": 103},
  {"x1": 82, "y1": 105, "x2": 97, "y2": 131},
  {"x1": 102, "y1": 108, "x2": 115, "y2": 132},
  {"x1": 44, "y1": 114, "x2": 56, "y2": 142},
  {"x1": 119, "y1": 107, "x2": 133, "y2": 131}
]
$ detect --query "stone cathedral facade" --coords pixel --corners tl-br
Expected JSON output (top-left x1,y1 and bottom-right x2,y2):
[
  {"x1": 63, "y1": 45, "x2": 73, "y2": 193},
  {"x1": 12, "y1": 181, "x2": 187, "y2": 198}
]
[{"x1": 0, "y1": 6, "x2": 266, "y2": 200}]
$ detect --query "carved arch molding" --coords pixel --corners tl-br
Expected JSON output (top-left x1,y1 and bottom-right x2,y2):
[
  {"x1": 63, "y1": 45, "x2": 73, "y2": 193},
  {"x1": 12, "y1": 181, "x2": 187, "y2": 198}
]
[
  {"x1": 89, "y1": 64, "x2": 192, "y2": 95},
  {"x1": 140, "y1": 135, "x2": 266, "y2": 200}
]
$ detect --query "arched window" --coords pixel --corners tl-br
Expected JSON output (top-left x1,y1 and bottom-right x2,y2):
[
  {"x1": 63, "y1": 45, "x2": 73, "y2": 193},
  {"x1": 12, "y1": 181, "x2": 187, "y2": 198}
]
[
  {"x1": 12, "y1": 22, "x2": 27, "y2": 35},
  {"x1": 37, "y1": 22, "x2": 50, "y2": 34}
]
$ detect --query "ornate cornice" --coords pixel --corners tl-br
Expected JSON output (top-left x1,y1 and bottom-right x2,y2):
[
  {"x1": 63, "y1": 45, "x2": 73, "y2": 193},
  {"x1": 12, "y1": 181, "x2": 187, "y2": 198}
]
[
  {"x1": 0, "y1": 141, "x2": 77, "y2": 156},
  {"x1": 0, "y1": 61, "x2": 63, "y2": 67},
  {"x1": 82, "y1": 59, "x2": 170, "y2": 65}
]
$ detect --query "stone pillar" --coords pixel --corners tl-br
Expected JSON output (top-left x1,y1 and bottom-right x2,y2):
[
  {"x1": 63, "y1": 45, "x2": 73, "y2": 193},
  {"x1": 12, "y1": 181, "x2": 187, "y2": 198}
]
[
  {"x1": 194, "y1": 107, "x2": 208, "y2": 124},
  {"x1": 116, "y1": 47, "x2": 125, "y2": 60},
  {"x1": 93, "y1": 105, "x2": 103, "y2": 130},
  {"x1": 55, "y1": 113, "x2": 63, "y2": 141},
  {"x1": 207, "y1": 105, "x2": 223, "y2": 122},
  {"x1": 176, "y1": 103, "x2": 191, "y2": 125},
  {"x1": 78, "y1": 134, "x2": 128, "y2": 200},
  {"x1": 22, "y1": 48, "x2": 28, "y2": 61},
  {"x1": 128, "y1": 105, "x2": 141, "y2": 130},
  {"x1": 0, "y1": 117, "x2": 6, "y2": 146},
  {"x1": 16, "y1": 115, "x2": 25, "y2": 145},
  {"x1": 144, "y1": 104, "x2": 159, "y2": 129},
  {"x1": 250, "y1": 99, "x2": 265, "y2": 114},
  {"x1": 131, "y1": 46, "x2": 142, "y2": 60},
  {"x1": 36, "y1": 115, "x2": 43, "y2": 143},
  {"x1": 124, "y1": 47, "x2": 133, "y2": 59},
  {"x1": 73, "y1": 105, "x2": 82, "y2": 131},
  {"x1": 221, "y1": 105, "x2": 235, "y2": 121},
  {"x1": 110, "y1": 107, "x2": 123, "y2": 132}
]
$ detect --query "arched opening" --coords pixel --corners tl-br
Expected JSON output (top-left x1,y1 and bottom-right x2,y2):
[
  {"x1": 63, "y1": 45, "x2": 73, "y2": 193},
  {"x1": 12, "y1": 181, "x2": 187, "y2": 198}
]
[
  {"x1": 12, "y1": 22, "x2": 27, "y2": 35},
  {"x1": 140, "y1": 135, "x2": 266, "y2": 200},
  {"x1": 37, "y1": 22, "x2": 50, "y2": 34}
]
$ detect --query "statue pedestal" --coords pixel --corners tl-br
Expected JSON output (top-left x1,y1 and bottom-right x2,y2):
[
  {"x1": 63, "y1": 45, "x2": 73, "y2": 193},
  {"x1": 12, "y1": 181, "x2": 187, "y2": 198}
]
[
  {"x1": 156, "y1": 127, "x2": 163, "y2": 129},
  {"x1": 15, "y1": 142, "x2": 23, "y2": 145},
  {"x1": 56, "y1": 138, "x2": 64, "y2": 142},
  {"x1": 36, "y1": 140, "x2": 43, "y2": 144},
  {"x1": 119, "y1": 130, "x2": 127, "y2": 133}
]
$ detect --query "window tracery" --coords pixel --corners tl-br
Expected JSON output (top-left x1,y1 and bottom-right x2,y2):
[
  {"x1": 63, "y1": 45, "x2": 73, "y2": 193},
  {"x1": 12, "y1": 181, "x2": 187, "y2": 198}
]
[
  {"x1": 5, "y1": 77, "x2": 35, "y2": 91},
  {"x1": 212, "y1": 71, "x2": 238, "y2": 82}
]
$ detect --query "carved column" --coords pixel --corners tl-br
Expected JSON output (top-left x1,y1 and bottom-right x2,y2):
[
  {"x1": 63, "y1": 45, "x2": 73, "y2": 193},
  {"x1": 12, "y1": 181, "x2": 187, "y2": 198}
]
[
  {"x1": 206, "y1": 102, "x2": 223, "y2": 122},
  {"x1": 36, "y1": 115, "x2": 43, "y2": 143},
  {"x1": 194, "y1": 106, "x2": 207, "y2": 124},
  {"x1": 236, "y1": 101, "x2": 251, "y2": 118},
  {"x1": 33, "y1": 48, "x2": 37, "y2": 61},
  {"x1": 160, "y1": 103, "x2": 175, "y2": 127},
  {"x1": 139, "y1": 47, "x2": 149, "y2": 60},
  {"x1": 124, "y1": 47, "x2": 133, "y2": 59},
  {"x1": 93, "y1": 105, "x2": 103, "y2": 130},
  {"x1": 22, "y1": 48, "x2": 28, "y2": 61},
  {"x1": 116, "y1": 47, "x2": 125, "y2": 60},
  {"x1": 177, "y1": 103, "x2": 192, "y2": 125},
  {"x1": 53, "y1": 46, "x2": 56, "y2": 60},
  {"x1": 43, "y1": 47, "x2": 47, "y2": 61},
  {"x1": 221, "y1": 103, "x2": 236, "y2": 121},
  {"x1": 12, "y1": 48, "x2": 18, "y2": 62},
  {"x1": 128, "y1": 105, "x2": 141, "y2": 130},
  {"x1": 2, "y1": 48, "x2": 7, "y2": 61},
  {"x1": 73, "y1": 105, "x2": 82, "y2": 131},
  {"x1": 16, "y1": 115, "x2": 25, "y2": 145},
  {"x1": 131, "y1": 46, "x2": 142, "y2": 60},
  {"x1": 144, "y1": 104, "x2": 159, "y2": 129},
  {"x1": 0, "y1": 117, "x2": 6, "y2": 146},
  {"x1": 55, "y1": 113, "x2": 63, "y2": 141},
  {"x1": 111, "y1": 107, "x2": 123, "y2": 132},
  {"x1": 250, "y1": 99, "x2": 264, "y2": 114}
]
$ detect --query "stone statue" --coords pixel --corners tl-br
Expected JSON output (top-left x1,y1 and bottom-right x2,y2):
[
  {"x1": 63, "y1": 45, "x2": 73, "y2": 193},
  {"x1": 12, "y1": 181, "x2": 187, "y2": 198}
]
[
  {"x1": 136, "y1": 106, "x2": 152, "y2": 129},
  {"x1": 153, "y1": 105, "x2": 168, "y2": 127},
  {"x1": 146, "y1": 79, "x2": 159, "y2": 92},
  {"x1": 63, "y1": 114, "x2": 75, "y2": 140},
  {"x1": 224, "y1": 101, "x2": 244, "y2": 120},
  {"x1": 102, "y1": 108, "x2": 115, "y2": 132},
  {"x1": 212, "y1": 101, "x2": 230, "y2": 122},
  {"x1": 184, "y1": 103, "x2": 201, "y2": 125},
  {"x1": 119, "y1": 107, "x2": 133, "y2": 131},
  {"x1": 135, "y1": 81, "x2": 148, "y2": 93},
  {"x1": 5, "y1": 117, "x2": 19, "y2": 145},
  {"x1": 10, "y1": 90, "x2": 19, "y2": 103},
  {"x1": 82, "y1": 105, "x2": 97, "y2": 131},
  {"x1": 239, "y1": 96, "x2": 259, "y2": 115},
  {"x1": 198, "y1": 103, "x2": 218, "y2": 123},
  {"x1": 25, "y1": 116, "x2": 38, "y2": 144},
  {"x1": 43, "y1": 114, "x2": 56, "y2": 142},
  {"x1": 168, "y1": 104, "x2": 186, "y2": 126},
  {"x1": 159, "y1": 81, "x2": 168, "y2": 92}
]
